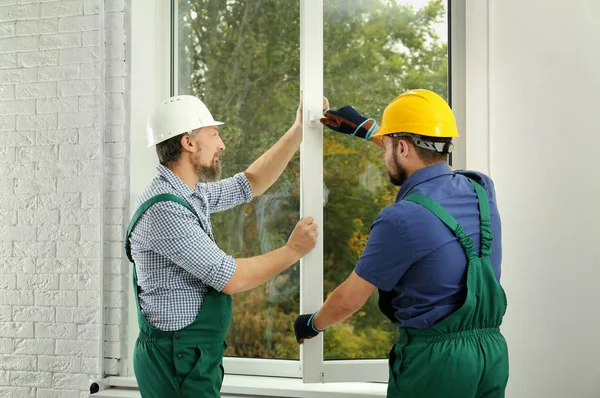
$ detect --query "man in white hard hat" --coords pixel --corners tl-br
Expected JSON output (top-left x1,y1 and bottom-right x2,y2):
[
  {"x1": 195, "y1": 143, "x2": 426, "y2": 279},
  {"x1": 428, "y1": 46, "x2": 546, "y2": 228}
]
[{"x1": 125, "y1": 94, "x2": 327, "y2": 397}]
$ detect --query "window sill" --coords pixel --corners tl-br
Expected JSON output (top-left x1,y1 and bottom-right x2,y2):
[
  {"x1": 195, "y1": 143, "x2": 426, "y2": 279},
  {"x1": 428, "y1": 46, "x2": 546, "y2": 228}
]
[{"x1": 94, "y1": 376, "x2": 387, "y2": 398}]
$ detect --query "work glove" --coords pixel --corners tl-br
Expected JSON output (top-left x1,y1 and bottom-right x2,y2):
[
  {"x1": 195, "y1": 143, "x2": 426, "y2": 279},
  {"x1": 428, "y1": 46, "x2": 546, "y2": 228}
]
[
  {"x1": 294, "y1": 313, "x2": 327, "y2": 344},
  {"x1": 320, "y1": 106, "x2": 379, "y2": 140}
]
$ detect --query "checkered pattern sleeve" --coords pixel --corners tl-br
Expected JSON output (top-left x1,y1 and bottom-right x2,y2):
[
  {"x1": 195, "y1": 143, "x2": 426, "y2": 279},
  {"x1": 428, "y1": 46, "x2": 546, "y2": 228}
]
[
  {"x1": 139, "y1": 200, "x2": 237, "y2": 292},
  {"x1": 197, "y1": 171, "x2": 253, "y2": 213}
]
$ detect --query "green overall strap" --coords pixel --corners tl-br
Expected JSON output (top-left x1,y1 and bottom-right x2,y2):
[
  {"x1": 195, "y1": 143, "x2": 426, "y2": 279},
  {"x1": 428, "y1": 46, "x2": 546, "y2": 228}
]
[
  {"x1": 469, "y1": 178, "x2": 492, "y2": 258},
  {"x1": 125, "y1": 193, "x2": 206, "y2": 263},
  {"x1": 404, "y1": 195, "x2": 478, "y2": 260},
  {"x1": 404, "y1": 178, "x2": 491, "y2": 260},
  {"x1": 127, "y1": 194, "x2": 231, "y2": 398}
]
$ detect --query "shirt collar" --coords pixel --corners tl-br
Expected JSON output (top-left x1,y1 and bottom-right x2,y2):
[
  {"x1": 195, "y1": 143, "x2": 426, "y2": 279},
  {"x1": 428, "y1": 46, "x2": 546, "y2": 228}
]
[
  {"x1": 396, "y1": 162, "x2": 454, "y2": 201},
  {"x1": 156, "y1": 164, "x2": 196, "y2": 198}
]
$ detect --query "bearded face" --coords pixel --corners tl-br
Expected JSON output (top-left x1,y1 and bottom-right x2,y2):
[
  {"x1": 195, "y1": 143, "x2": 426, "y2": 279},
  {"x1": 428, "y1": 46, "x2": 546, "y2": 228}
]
[
  {"x1": 190, "y1": 126, "x2": 224, "y2": 182},
  {"x1": 195, "y1": 150, "x2": 221, "y2": 182}
]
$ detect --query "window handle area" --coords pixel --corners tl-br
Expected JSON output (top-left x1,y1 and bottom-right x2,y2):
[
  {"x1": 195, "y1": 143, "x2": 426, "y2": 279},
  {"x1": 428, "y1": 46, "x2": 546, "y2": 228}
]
[{"x1": 308, "y1": 109, "x2": 325, "y2": 128}]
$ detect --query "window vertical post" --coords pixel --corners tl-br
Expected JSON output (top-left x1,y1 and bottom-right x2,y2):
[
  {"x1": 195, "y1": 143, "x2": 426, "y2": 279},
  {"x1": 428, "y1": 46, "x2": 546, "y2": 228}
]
[
  {"x1": 299, "y1": 0, "x2": 325, "y2": 384},
  {"x1": 450, "y1": 0, "x2": 467, "y2": 170},
  {"x1": 465, "y1": 0, "x2": 491, "y2": 174},
  {"x1": 171, "y1": 0, "x2": 178, "y2": 96},
  {"x1": 127, "y1": 0, "x2": 171, "y2": 376}
]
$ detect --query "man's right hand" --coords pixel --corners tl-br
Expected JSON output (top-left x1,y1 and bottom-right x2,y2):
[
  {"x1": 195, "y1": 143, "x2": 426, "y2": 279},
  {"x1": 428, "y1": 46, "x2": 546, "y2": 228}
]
[
  {"x1": 320, "y1": 106, "x2": 379, "y2": 141},
  {"x1": 224, "y1": 217, "x2": 318, "y2": 295},
  {"x1": 286, "y1": 216, "x2": 318, "y2": 257}
]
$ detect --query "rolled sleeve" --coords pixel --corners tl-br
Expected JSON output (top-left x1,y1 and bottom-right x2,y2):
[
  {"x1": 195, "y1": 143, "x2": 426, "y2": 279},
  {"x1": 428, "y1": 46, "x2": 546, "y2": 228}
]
[
  {"x1": 354, "y1": 209, "x2": 414, "y2": 291},
  {"x1": 196, "y1": 172, "x2": 253, "y2": 213},
  {"x1": 142, "y1": 201, "x2": 237, "y2": 291},
  {"x1": 209, "y1": 256, "x2": 236, "y2": 292}
]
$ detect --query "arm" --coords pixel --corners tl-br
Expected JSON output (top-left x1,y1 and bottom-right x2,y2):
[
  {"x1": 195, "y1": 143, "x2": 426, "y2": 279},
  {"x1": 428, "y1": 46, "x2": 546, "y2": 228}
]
[
  {"x1": 221, "y1": 246, "x2": 300, "y2": 294},
  {"x1": 222, "y1": 216, "x2": 318, "y2": 294},
  {"x1": 140, "y1": 203, "x2": 317, "y2": 294},
  {"x1": 313, "y1": 271, "x2": 377, "y2": 331},
  {"x1": 294, "y1": 208, "x2": 414, "y2": 342},
  {"x1": 202, "y1": 120, "x2": 303, "y2": 211},
  {"x1": 198, "y1": 172, "x2": 253, "y2": 213},
  {"x1": 293, "y1": 271, "x2": 376, "y2": 344},
  {"x1": 244, "y1": 123, "x2": 302, "y2": 197},
  {"x1": 244, "y1": 96, "x2": 329, "y2": 196},
  {"x1": 141, "y1": 201, "x2": 238, "y2": 291}
]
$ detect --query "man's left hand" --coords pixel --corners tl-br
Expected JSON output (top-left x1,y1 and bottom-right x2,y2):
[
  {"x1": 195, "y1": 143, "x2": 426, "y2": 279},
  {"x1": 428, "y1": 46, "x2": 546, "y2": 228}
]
[
  {"x1": 294, "y1": 94, "x2": 330, "y2": 130},
  {"x1": 320, "y1": 105, "x2": 382, "y2": 143},
  {"x1": 294, "y1": 313, "x2": 320, "y2": 344}
]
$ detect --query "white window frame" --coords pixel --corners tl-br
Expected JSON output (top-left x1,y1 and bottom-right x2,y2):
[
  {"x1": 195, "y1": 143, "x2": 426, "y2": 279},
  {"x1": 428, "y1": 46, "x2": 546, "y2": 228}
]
[
  {"x1": 126, "y1": 0, "x2": 171, "y2": 379},
  {"x1": 127, "y1": 0, "x2": 482, "y2": 385}
]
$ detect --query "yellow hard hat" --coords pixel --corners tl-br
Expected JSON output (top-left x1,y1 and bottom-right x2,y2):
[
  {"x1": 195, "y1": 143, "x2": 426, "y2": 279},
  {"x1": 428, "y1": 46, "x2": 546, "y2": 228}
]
[{"x1": 372, "y1": 89, "x2": 459, "y2": 138}]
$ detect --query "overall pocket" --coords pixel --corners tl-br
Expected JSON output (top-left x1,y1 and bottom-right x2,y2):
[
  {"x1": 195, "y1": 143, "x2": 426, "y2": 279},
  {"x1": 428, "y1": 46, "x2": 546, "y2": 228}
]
[
  {"x1": 388, "y1": 343, "x2": 404, "y2": 385},
  {"x1": 390, "y1": 338, "x2": 410, "y2": 381},
  {"x1": 179, "y1": 342, "x2": 227, "y2": 396}
]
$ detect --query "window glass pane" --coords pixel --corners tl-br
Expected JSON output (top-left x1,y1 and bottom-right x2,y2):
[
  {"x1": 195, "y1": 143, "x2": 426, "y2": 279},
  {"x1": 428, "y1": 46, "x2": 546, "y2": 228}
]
[
  {"x1": 176, "y1": 0, "x2": 301, "y2": 360},
  {"x1": 322, "y1": 0, "x2": 449, "y2": 360}
]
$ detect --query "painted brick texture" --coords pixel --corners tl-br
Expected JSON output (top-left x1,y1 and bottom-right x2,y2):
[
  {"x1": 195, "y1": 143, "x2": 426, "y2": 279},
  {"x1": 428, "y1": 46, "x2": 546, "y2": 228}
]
[{"x1": 0, "y1": 0, "x2": 128, "y2": 395}]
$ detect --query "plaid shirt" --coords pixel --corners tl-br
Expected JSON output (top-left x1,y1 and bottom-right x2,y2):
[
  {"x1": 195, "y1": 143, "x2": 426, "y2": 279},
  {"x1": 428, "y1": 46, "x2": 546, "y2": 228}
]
[{"x1": 129, "y1": 164, "x2": 253, "y2": 331}]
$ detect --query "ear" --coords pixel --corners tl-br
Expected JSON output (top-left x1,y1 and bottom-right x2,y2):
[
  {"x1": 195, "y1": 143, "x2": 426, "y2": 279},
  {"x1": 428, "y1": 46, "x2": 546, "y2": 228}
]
[
  {"x1": 179, "y1": 133, "x2": 196, "y2": 153},
  {"x1": 396, "y1": 138, "x2": 411, "y2": 158}
]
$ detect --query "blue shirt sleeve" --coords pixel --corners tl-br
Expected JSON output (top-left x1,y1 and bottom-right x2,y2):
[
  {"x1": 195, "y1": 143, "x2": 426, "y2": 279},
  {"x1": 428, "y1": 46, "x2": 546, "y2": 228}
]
[
  {"x1": 354, "y1": 208, "x2": 415, "y2": 291},
  {"x1": 196, "y1": 172, "x2": 253, "y2": 213}
]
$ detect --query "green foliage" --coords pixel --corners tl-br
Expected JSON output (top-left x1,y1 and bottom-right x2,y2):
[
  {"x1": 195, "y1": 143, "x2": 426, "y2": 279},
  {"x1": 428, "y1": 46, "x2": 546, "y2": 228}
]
[{"x1": 177, "y1": 0, "x2": 448, "y2": 360}]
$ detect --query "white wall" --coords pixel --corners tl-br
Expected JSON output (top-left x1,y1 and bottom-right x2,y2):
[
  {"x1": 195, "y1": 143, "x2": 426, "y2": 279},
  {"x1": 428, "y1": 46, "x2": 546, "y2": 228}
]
[
  {"x1": 489, "y1": 1, "x2": 600, "y2": 397},
  {"x1": 0, "y1": 0, "x2": 128, "y2": 396}
]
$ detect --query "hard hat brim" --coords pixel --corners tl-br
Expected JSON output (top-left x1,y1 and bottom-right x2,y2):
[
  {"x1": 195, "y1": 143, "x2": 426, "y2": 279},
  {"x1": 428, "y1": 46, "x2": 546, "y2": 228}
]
[
  {"x1": 147, "y1": 120, "x2": 225, "y2": 147},
  {"x1": 372, "y1": 123, "x2": 459, "y2": 139}
]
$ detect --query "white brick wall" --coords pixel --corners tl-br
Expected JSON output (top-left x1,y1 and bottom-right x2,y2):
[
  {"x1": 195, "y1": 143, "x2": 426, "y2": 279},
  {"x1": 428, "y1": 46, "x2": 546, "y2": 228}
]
[{"x1": 0, "y1": 0, "x2": 129, "y2": 395}]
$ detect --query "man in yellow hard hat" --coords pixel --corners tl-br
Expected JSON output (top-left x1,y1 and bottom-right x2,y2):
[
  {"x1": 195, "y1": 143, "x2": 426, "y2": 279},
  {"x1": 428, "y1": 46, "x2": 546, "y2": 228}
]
[
  {"x1": 293, "y1": 89, "x2": 509, "y2": 397},
  {"x1": 126, "y1": 94, "x2": 327, "y2": 397}
]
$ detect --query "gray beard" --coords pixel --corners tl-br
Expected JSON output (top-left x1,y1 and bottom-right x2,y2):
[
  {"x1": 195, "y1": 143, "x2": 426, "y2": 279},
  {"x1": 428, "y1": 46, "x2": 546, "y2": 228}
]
[{"x1": 197, "y1": 162, "x2": 221, "y2": 182}]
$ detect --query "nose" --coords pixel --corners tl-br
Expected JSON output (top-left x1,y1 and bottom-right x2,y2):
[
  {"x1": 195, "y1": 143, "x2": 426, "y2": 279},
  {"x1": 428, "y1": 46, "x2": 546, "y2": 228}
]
[{"x1": 217, "y1": 136, "x2": 225, "y2": 151}]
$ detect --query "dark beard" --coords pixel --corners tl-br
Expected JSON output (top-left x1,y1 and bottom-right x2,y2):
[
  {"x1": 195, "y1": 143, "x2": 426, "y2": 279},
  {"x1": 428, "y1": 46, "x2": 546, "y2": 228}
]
[
  {"x1": 197, "y1": 161, "x2": 221, "y2": 182},
  {"x1": 388, "y1": 158, "x2": 407, "y2": 186}
]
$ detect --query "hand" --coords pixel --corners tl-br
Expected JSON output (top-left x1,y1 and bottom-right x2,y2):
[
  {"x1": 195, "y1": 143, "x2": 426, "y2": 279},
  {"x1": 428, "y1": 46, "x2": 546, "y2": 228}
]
[
  {"x1": 320, "y1": 105, "x2": 379, "y2": 140},
  {"x1": 294, "y1": 313, "x2": 320, "y2": 344},
  {"x1": 286, "y1": 216, "x2": 318, "y2": 257},
  {"x1": 294, "y1": 93, "x2": 330, "y2": 130}
]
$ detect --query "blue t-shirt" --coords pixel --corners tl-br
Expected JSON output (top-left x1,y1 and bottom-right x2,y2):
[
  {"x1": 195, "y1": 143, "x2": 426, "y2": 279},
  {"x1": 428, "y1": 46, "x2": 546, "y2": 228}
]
[{"x1": 355, "y1": 163, "x2": 502, "y2": 329}]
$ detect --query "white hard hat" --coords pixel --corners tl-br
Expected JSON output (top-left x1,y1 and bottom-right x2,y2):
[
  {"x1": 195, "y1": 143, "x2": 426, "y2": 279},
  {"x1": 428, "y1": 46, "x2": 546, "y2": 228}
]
[{"x1": 146, "y1": 95, "x2": 224, "y2": 147}]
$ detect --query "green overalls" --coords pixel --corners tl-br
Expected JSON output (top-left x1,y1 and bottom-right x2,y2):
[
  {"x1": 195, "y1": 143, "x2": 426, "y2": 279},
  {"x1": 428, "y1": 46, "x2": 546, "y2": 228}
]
[
  {"x1": 125, "y1": 194, "x2": 232, "y2": 398},
  {"x1": 383, "y1": 179, "x2": 509, "y2": 398}
]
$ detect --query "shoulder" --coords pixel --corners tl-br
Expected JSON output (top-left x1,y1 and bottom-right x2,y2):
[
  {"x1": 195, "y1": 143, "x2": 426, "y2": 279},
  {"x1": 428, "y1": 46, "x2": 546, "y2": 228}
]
[
  {"x1": 134, "y1": 183, "x2": 193, "y2": 220},
  {"x1": 453, "y1": 169, "x2": 497, "y2": 199},
  {"x1": 374, "y1": 201, "x2": 424, "y2": 231},
  {"x1": 135, "y1": 177, "x2": 181, "y2": 207},
  {"x1": 377, "y1": 194, "x2": 457, "y2": 241}
]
